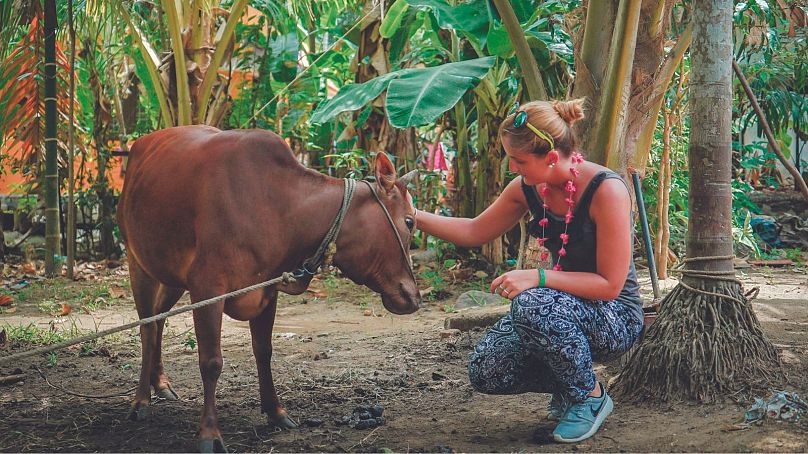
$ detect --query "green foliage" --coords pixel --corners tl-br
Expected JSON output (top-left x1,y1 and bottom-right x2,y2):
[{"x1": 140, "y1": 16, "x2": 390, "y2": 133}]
[
  {"x1": 182, "y1": 332, "x2": 197, "y2": 351},
  {"x1": 323, "y1": 148, "x2": 370, "y2": 179},
  {"x1": 2, "y1": 323, "x2": 67, "y2": 346},
  {"x1": 734, "y1": 1, "x2": 806, "y2": 170}
]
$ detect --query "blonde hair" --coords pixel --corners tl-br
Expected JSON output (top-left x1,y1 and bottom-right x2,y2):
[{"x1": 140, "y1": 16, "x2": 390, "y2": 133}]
[{"x1": 499, "y1": 98, "x2": 585, "y2": 157}]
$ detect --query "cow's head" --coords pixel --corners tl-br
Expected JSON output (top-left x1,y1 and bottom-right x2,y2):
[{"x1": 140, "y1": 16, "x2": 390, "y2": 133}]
[{"x1": 334, "y1": 152, "x2": 420, "y2": 315}]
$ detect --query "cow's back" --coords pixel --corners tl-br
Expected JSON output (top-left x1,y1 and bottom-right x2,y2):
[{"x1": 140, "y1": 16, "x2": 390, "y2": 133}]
[{"x1": 118, "y1": 126, "x2": 306, "y2": 288}]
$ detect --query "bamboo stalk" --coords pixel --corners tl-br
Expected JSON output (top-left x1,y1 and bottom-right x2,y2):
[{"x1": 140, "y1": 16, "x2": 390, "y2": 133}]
[
  {"x1": 66, "y1": 0, "x2": 76, "y2": 280},
  {"x1": 733, "y1": 60, "x2": 808, "y2": 202},
  {"x1": 43, "y1": 0, "x2": 60, "y2": 277}
]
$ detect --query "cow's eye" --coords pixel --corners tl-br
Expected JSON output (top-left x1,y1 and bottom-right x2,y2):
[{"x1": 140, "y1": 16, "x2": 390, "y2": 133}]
[{"x1": 405, "y1": 217, "x2": 415, "y2": 230}]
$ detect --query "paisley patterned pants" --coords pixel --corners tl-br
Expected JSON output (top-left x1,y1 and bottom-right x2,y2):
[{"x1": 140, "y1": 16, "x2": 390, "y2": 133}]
[{"x1": 468, "y1": 287, "x2": 643, "y2": 403}]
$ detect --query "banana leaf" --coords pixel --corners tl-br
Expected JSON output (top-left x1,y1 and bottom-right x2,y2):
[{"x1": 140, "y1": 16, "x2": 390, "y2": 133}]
[
  {"x1": 310, "y1": 71, "x2": 402, "y2": 124},
  {"x1": 380, "y1": 0, "x2": 409, "y2": 39},
  {"x1": 386, "y1": 56, "x2": 495, "y2": 128}
]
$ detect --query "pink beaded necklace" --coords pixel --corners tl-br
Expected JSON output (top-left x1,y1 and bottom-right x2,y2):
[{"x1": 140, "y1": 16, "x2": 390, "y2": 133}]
[{"x1": 536, "y1": 152, "x2": 586, "y2": 271}]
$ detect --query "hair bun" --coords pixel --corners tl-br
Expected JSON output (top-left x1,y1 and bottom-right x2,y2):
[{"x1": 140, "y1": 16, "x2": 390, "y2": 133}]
[{"x1": 552, "y1": 99, "x2": 585, "y2": 126}]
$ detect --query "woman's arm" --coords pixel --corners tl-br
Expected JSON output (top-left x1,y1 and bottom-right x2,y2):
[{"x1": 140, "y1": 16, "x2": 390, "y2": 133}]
[
  {"x1": 416, "y1": 177, "x2": 529, "y2": 247},
  {"x1": 491, "y1": 178, "x2": 632, "y2": 301}
]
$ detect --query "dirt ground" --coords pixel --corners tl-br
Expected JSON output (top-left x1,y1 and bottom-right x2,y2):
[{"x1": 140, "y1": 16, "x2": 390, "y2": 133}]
[{"x1": 0, "y1": 262, "x2": 807, "y2": 453}]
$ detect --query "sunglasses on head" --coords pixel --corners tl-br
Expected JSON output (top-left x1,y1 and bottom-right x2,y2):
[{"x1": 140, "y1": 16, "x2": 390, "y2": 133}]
[{"x1": 511, "y1": 109, "x2": 555, "y2": 150}]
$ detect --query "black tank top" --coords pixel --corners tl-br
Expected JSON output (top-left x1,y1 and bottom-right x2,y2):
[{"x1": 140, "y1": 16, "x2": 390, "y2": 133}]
[{"x1": 521, "y1": 171, "x2": 643, "y2": 320}]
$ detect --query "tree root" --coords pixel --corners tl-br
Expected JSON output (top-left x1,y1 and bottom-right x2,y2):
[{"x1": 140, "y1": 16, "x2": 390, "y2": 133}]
[{"x1": 612, "y1": 280, "x2": 784, "y2": 403}]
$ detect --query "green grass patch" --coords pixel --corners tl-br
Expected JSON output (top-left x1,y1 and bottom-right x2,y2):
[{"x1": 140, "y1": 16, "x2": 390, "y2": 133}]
[
  {"x1": 2, "y1": 323, "x2": 70, "y2": 345},
  {"x1": 9, "y1": 278, "x2": 121, "y2": 314}
]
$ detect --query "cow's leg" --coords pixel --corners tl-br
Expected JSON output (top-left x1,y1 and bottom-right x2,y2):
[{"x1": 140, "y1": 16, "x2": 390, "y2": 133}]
[
  {"x1": 190, "y1": 285, "x2": 227, "y2": 453},
  {"x1": 151, "y1": 284, "x2": 185, "y2": 400},
  {"x1": 128, "y1": 260, "x2": 161, "y2": 421},
  {"x1": 250, "y1": 288, "x2": 298, "y2": 429}
]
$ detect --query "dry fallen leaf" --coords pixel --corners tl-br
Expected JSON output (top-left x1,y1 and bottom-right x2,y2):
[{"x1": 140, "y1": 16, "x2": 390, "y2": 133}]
[
  {"x1": 363, "y1": 309, "x2": 372, "y2": 317},
  {"x1": 21, "y1": 263, "x2": 37, "y2": 275},
  {"x1": 109, "y1": 287, "x2": 126, "y2": 299},
  {"x1": 0, "y1": 295, "x2": 13, "y2": 306},
  {"x1": 60, "y1": 303, "x2": 72, "y2": 316}
]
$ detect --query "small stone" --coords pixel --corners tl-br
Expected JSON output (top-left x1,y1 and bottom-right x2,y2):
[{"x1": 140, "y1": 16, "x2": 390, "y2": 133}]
[
  {"x1": 363, "y1": 309, "x2": 372, "y2": 316},
  {"x1": 314, "y1": 352, "x2": 329, "y2": 360},
  {"x1": 440, "y1": 329, "x2": 461, "y2": 338},
  {"x1": 369, "y1": 404, "x2": 384, "y2": 418}
]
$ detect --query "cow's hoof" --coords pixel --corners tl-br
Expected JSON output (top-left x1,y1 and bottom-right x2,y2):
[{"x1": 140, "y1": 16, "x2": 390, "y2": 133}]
[
  {"x1": 269, "y1": 415, "x2": 299, "y2": 429},
  {"x1": 199, "y1": 437, "x2": 227, "y2": 453},
  {"x1": 128, "y1": 403, "x2": 150, "y2": 421},
  {"x1": 155, "y1": 387, "x2": 179, "y2": 400}
]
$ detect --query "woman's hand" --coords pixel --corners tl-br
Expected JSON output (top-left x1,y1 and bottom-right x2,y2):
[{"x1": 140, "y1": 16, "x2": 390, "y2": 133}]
[{"x1": 490, "y1": 269, "x2": 540, "y2": 300}]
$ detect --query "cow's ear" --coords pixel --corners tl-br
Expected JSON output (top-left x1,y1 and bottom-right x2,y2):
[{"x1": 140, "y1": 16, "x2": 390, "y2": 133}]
[{"x1": 375, "y1": 152, "x2": 397, "y2": 194}]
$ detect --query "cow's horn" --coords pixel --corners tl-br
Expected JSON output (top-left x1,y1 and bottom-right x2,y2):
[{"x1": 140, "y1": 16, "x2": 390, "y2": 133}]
[{"x1": 399, "y1": 169, "x2": 419, "y2": 187}]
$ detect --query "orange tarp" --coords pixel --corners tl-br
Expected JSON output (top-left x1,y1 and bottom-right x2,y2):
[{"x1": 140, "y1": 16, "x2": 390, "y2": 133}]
[{"x1": 0, "y1": 141, "x2": 126, "y2": 194}]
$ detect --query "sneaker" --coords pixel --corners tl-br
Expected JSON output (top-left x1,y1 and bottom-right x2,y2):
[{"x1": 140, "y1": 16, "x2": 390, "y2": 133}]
[
  {"x1": 546, "y1": 392, "x2": 568, "y2": 421},
  {"x1": 552, "y1": 383, "x2": 614, "y2": 443}
]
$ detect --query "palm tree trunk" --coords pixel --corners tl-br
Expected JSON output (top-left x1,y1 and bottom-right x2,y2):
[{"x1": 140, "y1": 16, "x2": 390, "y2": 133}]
[
  {"x1": 613, "y1": 0, "x2": 782, "y2": 403},
  {"x1": 44, "y1": 0, "x2": 60, "y2": 276}
]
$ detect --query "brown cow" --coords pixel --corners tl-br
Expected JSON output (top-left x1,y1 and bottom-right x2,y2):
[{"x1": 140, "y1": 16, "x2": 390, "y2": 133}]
[{"x1": 117, "y1": 125, "x2": 420, "y2": 452}]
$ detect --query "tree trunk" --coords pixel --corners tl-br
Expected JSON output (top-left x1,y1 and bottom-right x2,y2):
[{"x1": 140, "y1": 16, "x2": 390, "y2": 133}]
[
  {"x1": 43, "y1": 0, "x2": 60, "y2": 276},
  {"x1": 66, "y1": 0, "x2": 76, "y2": 279},
  {"x1": 588, "y1": 0, "x2": 642, "y2": 168},
  {"x1": 572, "y1": 0, "x2": 617, "y2": 153},
  {"x1": 627, "y1": 19, "x2": 692, "y2": 173},
  {"x1": 162, "y1": 0, "x2": 191, "y2": 125},
  {"x1": 574, "y1": 1, "x2": 693, "y2": 175},
  {"x1": 613, "y1": 0, "x2": 782, "y2": 402},
  {"x1": 92, "y1": 93, "x2": 116, "y2": 260},
  {"x1": 490, "y1": 0, "x2": 546, "y2": 101}
]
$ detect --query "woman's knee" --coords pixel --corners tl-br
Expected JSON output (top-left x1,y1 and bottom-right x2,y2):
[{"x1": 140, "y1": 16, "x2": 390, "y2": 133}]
[
  {"x1": 511, "y1": 288, "x2": 572, "y2": 334},
  {"x1": 467, "y1": 351, "x2": 500, "y2": 394}
]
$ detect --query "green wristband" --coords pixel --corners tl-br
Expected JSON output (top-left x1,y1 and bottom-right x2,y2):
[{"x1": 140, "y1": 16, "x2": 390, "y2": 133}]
[{"x1": 538, "y1": 268, "x2": 546, "y2": 288}]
